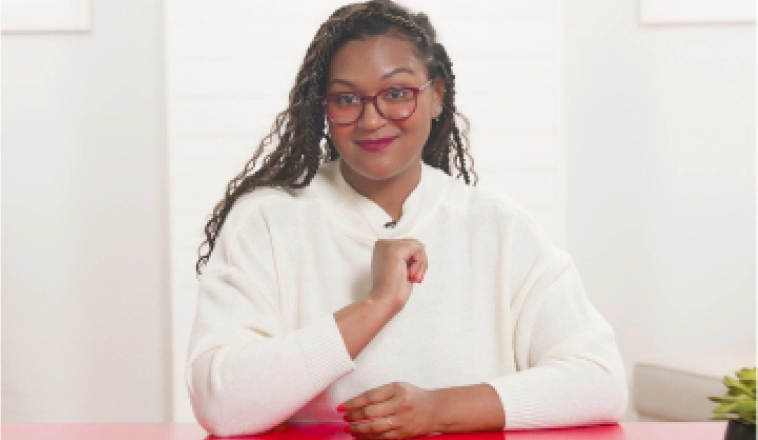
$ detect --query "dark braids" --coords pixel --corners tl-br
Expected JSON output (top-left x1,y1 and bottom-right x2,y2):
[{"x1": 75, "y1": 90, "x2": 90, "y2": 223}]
[{"x1": 196, "y1": 0, "x2": 477, "y2": 276}]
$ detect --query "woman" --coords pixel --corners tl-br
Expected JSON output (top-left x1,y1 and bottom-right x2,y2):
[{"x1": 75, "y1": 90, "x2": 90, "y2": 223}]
[{"x1": 186, "y1": 1, "x2": 628, "y2": 438}]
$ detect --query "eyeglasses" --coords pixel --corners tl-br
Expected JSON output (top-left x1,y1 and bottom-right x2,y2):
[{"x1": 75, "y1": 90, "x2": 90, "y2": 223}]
[{"x1": 320, "y1": 79, "x2": 433, "y2": 125}]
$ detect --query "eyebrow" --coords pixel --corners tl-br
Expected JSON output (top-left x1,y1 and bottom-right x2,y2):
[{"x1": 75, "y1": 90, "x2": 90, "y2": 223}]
[{"x1": 328, "y1": 67, "x2": 417, "y2": 89}]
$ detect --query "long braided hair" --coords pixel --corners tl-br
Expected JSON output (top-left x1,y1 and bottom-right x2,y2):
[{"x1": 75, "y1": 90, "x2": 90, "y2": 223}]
[{"x1": 196, "y1": 0, "x2": 477, "y2": 276}]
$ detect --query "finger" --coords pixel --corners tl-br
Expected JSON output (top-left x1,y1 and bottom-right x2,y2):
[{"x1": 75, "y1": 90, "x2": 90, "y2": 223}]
[
  {"x1": 417, "y1": 261, "x2": 427, "y2": 282},
  {"x1": 348, "y1": 415, "x2": 401, "y2": 436},
  {"x1": 402, "y1": 240, "x2": 425, "y2": 261},
  {"x1": 413, "y1": 259, "x2": 428, "y2": 283},
  {"x1": 414, "y1": 246, "x2": 428, "y2": 280},
  {"x1": 408, "y1": 260, "x2": 422, "y2": 282},
  {"x1": 342, "y1": 383, "x2": 397, "y2": 411},
  {"x1": 412, "y1": 242, "x2": 426, "y2": 262},
  {"x1": 345, "y1": 398, "x2": 399, "y2": 423}
]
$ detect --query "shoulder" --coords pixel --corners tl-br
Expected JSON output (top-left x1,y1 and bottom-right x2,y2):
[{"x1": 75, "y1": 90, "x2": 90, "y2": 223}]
[
  {"x1": 440, "y1": 173, "x2": 536, "y2": 224},
  {"x1": 440, "y1": 175, "x2": 556, "y2": 249},
  {"x1": 219, "y1": 162, "x2": 339, "y2": 241},
  {"x1": 224, "y1": 186, "x2": 293, "y2": 232}
]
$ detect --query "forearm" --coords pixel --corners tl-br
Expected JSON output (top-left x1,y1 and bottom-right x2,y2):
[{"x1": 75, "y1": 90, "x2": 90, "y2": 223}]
[
  {"x1": 431, "y1": 384, "x2": 506, "y2": 433},
  {"x1": 334, "y1": 294, "x2": 396, "y2": 359},
  {"x1": 187, "y1": 315, "x2": 355, "y2": 437},
  {"x1": 485, "y1": 357, "x2": 627, "y2": 430}
]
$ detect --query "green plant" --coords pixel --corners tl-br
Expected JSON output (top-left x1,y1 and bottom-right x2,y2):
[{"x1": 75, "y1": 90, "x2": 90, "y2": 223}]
[{"x1": 709, "y1": 367, "x2": 756, "y2": 425}]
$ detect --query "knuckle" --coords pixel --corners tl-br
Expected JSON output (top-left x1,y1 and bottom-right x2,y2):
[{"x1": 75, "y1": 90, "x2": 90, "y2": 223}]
[
  {"x1": 369, "y1": 389, "x2": 382, "y2": 402},
  {"x1": 364, "y1": 406, "x2": 378, "y2": 419},
  {"x1": 399, "y1": 399, "x2": 411, "y2": 412}
]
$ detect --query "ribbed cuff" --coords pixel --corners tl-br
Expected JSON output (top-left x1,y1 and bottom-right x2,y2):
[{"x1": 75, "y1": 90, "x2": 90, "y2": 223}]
[
  {"x1": 295, "y1": 314, "x2": 356, "y2": 392},
  {"x1": 485, "y1": 368, "x2": 556, "y2": 430}
]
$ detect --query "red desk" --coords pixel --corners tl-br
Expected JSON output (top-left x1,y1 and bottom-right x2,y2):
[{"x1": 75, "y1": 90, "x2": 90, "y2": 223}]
[{"x1": 2, "y1": 422, "x2": 727, "y2": 440}]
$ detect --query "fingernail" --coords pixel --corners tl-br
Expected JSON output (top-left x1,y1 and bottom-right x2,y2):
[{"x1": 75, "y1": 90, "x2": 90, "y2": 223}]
[
  {"x1": 337, "y1": 404, "x2": 345, "y2": 412},
  {"x1": 344, "y1": 425, "x2": 352, "y2": 433}
]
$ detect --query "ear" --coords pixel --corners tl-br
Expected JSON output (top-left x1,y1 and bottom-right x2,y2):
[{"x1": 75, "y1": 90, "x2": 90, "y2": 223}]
[{"x1": 432, "y1": 77, "x2": 445, "y2": 115}]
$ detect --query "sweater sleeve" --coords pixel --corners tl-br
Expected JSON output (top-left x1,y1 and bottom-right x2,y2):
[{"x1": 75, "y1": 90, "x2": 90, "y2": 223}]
[
  {"x1": 185, "y1": 197, "x2": 356, "y2": 437},
  {"x1": 484, "y1": 211, "x2": 628, "y2": 430}
]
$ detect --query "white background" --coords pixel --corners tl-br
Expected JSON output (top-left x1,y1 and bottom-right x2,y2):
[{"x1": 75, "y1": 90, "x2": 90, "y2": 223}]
[{"x1": 2, "y1": 0, "x2": 755, "y2": 424}]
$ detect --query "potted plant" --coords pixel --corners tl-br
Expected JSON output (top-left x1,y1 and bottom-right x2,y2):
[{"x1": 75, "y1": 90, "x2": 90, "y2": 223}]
[{"x1": 709, "y1": 367, "x2": 756, "y2": 440}]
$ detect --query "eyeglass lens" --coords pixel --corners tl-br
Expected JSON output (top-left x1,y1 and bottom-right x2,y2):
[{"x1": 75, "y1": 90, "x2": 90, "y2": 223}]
[{"x1": 325, "y1": 88, "x2": 417, "y2": 124}]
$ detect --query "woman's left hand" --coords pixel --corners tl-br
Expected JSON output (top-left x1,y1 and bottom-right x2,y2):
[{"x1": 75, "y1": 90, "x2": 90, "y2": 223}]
[{"x1": 341, "y1": 382, "x2": 439, "y2": 439}]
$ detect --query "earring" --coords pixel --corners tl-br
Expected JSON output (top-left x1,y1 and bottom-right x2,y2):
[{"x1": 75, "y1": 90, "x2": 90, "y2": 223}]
[{"x1": 433, "y1": 105, "x2": 443, "y2": 121}]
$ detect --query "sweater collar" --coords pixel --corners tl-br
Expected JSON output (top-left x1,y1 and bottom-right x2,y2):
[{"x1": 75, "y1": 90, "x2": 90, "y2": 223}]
[{"x1": 315, "y1": 158, "x2": 448, "y2": 241}]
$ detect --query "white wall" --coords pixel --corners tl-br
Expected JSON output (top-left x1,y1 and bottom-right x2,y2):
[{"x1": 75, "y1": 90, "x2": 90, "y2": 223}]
[
  {"x1": 3, "y1": 0, "x2": 754, "y2": 425},
  {"x1": 1, "y1": 0, "x2": 170, "y2": 421},
  {"x1": 565, "y1": 0, "x2": 755, "y2": 420}
]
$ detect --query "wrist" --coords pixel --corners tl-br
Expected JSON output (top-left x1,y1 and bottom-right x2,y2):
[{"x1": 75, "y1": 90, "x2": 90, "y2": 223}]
[
  {"x1": 365, "y1": 291, "x2": 402, "y2": 316},
  {"x1": 429, "y1": 388, "x2": 446, "y2": 434},
  {"x1": 427, "y1": 385, "x2": 505, "y2": 433}
]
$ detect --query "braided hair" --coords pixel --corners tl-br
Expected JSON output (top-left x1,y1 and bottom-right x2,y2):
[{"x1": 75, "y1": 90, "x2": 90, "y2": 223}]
[{"x1": 196, "y1": 0, "x2": 477, "y2": 276}]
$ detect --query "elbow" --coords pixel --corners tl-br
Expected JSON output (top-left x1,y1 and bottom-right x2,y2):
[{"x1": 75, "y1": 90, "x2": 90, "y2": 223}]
[
  {"x1": 189, "y1": 389, "x2": 284, "y2": 438},
  {"x1": 186, "y1": 358, "x2": 284, "y2": 437},
  {"x1": 199, "y1": 417, "x2": 264, "y2": 438},
  {"x1": 608, "y1": 369, "x2": 629, "y2": 423},
  {"x1": 595, "y1": 361, "x2": 628, "y2": 424},
  {"x1": 194, "y1": 410, "x2": 241, "y2": 438},
  {"x1": 576, "y1": 355, "x2": 628, "y2": 425},
  {"x1": 198, "y1": 418, "x2": 261, "y2": 438}
]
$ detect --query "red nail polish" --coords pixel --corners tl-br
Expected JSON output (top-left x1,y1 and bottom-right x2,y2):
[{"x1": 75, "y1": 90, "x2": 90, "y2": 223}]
[
  {"x1": 337, "y1": 404, "x2": 345, "y2": 412},
  {"x1": 344, "y1": 425, "x2": 352, "y2": 433}
]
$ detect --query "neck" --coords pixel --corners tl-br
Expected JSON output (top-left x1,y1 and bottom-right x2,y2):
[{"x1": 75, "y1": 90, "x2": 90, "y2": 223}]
[{"x1": 339, "y1": 160, "x2": 422, "y2": 222}]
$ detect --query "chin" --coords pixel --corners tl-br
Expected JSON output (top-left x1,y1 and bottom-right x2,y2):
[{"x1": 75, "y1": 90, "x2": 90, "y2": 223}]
[{"x1": 352, "y1": 157, "x2": 410, "y2": 181}]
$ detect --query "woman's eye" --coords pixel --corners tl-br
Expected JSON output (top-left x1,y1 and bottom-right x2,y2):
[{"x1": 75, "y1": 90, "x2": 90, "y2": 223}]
[
  {"x1": 334, "y1": 94, "x2": 359, "y2": 106},
  {"x1": 386, "y1": 88, "x2": 411, "y2": 100}
]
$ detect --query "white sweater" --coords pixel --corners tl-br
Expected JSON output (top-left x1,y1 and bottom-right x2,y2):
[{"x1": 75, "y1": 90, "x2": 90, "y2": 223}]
[{"x1": 186, "y1": 159, "x2": 628, "y2": 437}]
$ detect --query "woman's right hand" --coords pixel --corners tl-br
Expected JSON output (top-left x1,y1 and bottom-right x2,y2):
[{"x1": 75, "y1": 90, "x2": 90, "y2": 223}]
[{"x1": 368, "y1": 238, "x2": 428, "y2": 314}]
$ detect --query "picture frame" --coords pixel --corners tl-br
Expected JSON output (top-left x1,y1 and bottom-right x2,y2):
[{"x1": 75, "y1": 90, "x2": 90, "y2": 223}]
[
  {"x1": 1, "y1": 0, "x2": 91, "y2": 33},
  {"x1": 639, "y1": 0, "x2": 755, "y2": 24}
]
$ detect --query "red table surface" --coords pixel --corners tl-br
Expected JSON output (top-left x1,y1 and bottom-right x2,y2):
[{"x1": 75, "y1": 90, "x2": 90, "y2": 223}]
[{"x1": 1, "y1": 422, "x2": 728, "y2": 440}]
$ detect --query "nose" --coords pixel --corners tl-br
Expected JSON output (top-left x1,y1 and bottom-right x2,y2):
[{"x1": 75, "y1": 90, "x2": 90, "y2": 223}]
[{"x1": 356, "y1": 98, "x2": 387, "y2": 131}]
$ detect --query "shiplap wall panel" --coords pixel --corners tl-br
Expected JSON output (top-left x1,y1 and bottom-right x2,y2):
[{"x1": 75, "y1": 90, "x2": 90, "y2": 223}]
[{"x1": 168, "y1": 0, "x2": 565, "y2": 422}]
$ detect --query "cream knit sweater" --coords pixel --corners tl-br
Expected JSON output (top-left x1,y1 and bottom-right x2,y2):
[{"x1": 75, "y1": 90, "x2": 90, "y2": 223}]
[{"x1": 186, "y1": 159, "x2": 628, "y2": 437}]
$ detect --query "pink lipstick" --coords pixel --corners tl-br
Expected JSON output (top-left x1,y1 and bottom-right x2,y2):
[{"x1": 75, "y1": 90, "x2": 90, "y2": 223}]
[{"x1": 355, "y1": 136, "x2": 397, "y2": 152}]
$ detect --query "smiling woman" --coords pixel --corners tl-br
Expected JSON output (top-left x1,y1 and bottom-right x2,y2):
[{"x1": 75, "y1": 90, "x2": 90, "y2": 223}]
[
  {"x1": 185, "y1": 1, "x2": 627, "y2": 438},
  {"x1": 325, "y1": 35, "x2": 445, "y2": 220}
]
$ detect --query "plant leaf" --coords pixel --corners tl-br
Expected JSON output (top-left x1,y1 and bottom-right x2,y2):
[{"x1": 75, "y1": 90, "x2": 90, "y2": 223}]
[
  {"x1": 736, "y1": 368, "x2": 756, "y2": 382},
  {"x1": 714, "y1": 403, "x2": 737, "y2": 414},
  {"x1": 710, "y1": 396, "x2": 747, "y2": 403},
  {"x1": 725, "y1": 377, "x2": 755, "y2": 397}
]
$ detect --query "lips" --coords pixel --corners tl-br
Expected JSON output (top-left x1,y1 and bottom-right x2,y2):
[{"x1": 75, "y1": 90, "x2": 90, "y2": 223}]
[{"x1": 355, "y1": 136, "x2": 397, "y2": 152}]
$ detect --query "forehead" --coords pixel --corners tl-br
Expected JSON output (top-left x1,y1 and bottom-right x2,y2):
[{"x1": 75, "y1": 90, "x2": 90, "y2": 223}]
[{"x1": 328, "y1": 35, "x2": 425, "y2": 85}]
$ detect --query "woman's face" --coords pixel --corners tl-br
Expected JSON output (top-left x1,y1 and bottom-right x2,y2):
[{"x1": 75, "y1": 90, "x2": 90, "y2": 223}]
[{"x1": 325, "y1": 34, "x2": 444, "y2": 187}]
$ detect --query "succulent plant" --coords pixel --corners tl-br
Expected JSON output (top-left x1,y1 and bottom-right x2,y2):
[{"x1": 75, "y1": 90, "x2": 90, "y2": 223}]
[{"x1": 709, "y1": 367, "x2": 756, "y2": 425}]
